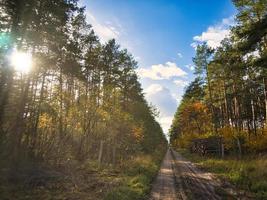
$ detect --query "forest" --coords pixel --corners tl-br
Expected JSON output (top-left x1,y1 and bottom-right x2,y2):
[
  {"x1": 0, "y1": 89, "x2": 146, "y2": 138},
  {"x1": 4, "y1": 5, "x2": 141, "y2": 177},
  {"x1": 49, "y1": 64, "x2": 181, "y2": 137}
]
[
  {"x1": 169, "y1": 0, "x2": 267, "y2": 198},
  {"x1": 0, "y1": 0, "x2": 167, "y2": 199},
  {"x1": 2, "y1": 0, "x2": 267, "y2": 199},
  {"x1": 170, "y1": 0, "x2": 267, "y2": 155}
]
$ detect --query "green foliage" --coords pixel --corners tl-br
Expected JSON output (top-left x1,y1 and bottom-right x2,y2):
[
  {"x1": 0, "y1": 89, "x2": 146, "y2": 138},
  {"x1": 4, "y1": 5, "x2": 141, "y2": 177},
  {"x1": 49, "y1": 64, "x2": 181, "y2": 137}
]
[
  {"x1": 193, "y1": 43, "x2": 214, "y2": 78},
  {"x1": 0, "y1": 0, "x2": 167, "y2": 198},
  {"x1": 179, "y1": 149, "x2": 267, "y2": 199},
  {"x1": 104, "y1": 151, "x2": 164, "y2": 200},
  {"x1": 170, "y1": 0, "x2": 267, "y2": 157}
]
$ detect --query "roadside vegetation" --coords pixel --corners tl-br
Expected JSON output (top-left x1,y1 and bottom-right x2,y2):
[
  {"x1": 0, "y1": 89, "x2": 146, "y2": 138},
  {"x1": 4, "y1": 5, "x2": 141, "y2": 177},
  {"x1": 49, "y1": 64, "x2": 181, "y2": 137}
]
[
  {"x1": 105, "y1": 149, "x2": 165, "y2": 200},
  {"x1": 0, "y1": 149, "x2": 165, "y2": 200},
  {"x1": 177, "y1": 148, "x2": 267, "y2": 199},
  {"x1": 170, "y1": 1, "x2": 267, "y2": 199},
  {"x1": 0, "y1": 0, "x2": 167, "y2": 199}
]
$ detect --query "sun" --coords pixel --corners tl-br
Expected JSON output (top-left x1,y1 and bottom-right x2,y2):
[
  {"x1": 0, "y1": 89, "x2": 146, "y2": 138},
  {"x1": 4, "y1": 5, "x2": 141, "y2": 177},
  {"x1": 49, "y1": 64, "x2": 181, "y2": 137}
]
[{"x1": 10, "y1": 51, "x2": 32, "y2": 73}]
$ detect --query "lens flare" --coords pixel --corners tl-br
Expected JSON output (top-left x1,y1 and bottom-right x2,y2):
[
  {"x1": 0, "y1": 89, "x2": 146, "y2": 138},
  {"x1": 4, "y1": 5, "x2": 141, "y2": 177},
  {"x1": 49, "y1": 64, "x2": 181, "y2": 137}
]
[{"x1": 10, "y1": 51, "x2": 32, "y2": 73}]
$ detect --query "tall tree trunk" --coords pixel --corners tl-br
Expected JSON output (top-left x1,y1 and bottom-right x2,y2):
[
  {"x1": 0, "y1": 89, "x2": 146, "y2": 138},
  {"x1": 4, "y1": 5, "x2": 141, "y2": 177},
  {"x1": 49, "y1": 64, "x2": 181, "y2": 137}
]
[
  {"x1": 233, "y1": 83, "x2": 240, "y2": 130},
  {"x1": 263, "y1": 77, "x2": 267, "y2": 126},
  {"x1": 0, "y1": 69, "x2": 14, "y2": 132},
  {"x1": 237, "y1": 137, "x2": 242, "y2": 159},
  {"x1": 206, "y1": 66, "x2": 217, "y2": 133},
  {"x1": 12, "y1": 75, "x2": 31, "y2": 161},
  {"x1": 31, "y1": 72, "x2": 46, "y2": 151},
  {"x1": 59, "y1": 68, "x2": 63, "y2": 137},
  {"x1": 251, "y1": 97, "x2": 257, "y2": 135}
]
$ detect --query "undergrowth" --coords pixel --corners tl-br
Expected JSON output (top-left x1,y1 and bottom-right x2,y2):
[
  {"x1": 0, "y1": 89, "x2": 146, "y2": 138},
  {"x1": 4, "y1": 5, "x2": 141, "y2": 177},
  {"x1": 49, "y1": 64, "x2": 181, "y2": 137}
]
[
  {"x1": 178, "y1": 149, "x2": 267, "y2": 199},
  {"x1": 104, "y1": 149, "x2": 165, "y2": 200},
  {"x1": 0, "y1": 148, "x2": 165, "y2": 200}
]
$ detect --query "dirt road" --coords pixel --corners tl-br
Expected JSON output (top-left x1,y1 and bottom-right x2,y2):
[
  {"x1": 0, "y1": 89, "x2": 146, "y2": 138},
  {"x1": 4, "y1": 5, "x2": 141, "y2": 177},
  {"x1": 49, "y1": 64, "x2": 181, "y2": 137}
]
[
  {"x1": 150, "y1": 150, "x2": 178, "y2": 200},
  {"x1": 150, "y1": 149, "x2": 222, "y2": 200},
  {"x1": 172, "y1": 150, "x2": 221, "y2": 200}
]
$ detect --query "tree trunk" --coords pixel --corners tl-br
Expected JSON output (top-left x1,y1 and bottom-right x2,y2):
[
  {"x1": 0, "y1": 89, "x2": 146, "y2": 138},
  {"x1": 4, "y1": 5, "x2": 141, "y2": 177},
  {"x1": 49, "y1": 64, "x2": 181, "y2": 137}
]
[
  {"x1": 112, "y1": 145, "x2": 116, "y2": 167},
  {"x1": 12, "y1": 75, "x2": 31, "y2": 161},
  {"x1": 237, "y1": 138, "x2": 242, "y2": 159},
  {"x1": 221, "y1": 142, "x2": 224, "y2": 158},
  {"x1": 98, "y1": 140, "x2": 104, "y2": 166},
  {"x1": 251, "y1": 97, "x2": 257, "y2": 135},
  {"x1": 206, "y1": 66, "x2": 217, "y2": 133},
  {"x1": 233, "y1": 83, "x2": 240, "y2": 131},
  {"x1": 263, "y1": 77, "x2": 267, "y2": 126},
  {"x1": 59, "y1": 68, "x2": 63, "y2": 137},
  {"x1": 32, "y1": 73, "x2": 46, "y2": 151},
  {"x1": 223, "y1": 80, "x2": 230, "y2": 126},
  {"x1": 0, "y1": 69, "x2": 14, "y2": 132}
]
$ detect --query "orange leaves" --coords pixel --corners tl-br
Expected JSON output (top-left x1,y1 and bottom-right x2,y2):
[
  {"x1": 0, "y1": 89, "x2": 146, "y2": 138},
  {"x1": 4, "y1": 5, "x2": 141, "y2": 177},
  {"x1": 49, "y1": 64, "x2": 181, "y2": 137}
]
[
  {"x1": 171, "y1": 100, "x2": 213, "y2": 148},
  {"x1": 132, "y1": 126, "x2": 144, "y2": 142},
  {"x1": 244, "y1": 129, "x2": 267, "y2": 152},
  {"x1": 179, "y1": 101, "x2": 212, "y2": 136},
  {"x1": 193, "y1": 101, "x2": 206, "y2": 110},
  {"x1": 39, "y1": 113, "x2": 53, "y2": 129}
]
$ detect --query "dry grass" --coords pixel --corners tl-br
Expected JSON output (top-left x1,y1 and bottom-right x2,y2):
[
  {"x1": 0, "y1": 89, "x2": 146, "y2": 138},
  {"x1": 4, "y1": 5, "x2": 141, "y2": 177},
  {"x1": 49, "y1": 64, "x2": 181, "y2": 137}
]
[
  {"x1": 0, "y1": 148, "x2": 165, "y2": 200},
  {"x1": 178, "y1": 149, "x2": 267, "y2": 199}
]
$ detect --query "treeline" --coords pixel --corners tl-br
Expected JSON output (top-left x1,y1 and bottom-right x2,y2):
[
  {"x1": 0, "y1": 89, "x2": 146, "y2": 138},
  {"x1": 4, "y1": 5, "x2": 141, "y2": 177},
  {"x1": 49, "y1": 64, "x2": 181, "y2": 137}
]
[
  {"x1": 0, "y1": 0, "x2": 166, "y2": 167},
  {"x1": 170, "y1": 0, "x2": 267, "y2": 154}
]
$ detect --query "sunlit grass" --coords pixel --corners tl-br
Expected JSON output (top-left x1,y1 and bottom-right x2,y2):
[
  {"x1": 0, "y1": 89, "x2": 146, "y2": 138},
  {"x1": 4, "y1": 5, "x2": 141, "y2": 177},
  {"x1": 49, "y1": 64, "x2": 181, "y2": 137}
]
[
  {"x1": 178, "y1": 149, "x2": 267, "y2": 199},
  {"x1": 104, "y1": 150, "x2": 165, "y2": 200}
]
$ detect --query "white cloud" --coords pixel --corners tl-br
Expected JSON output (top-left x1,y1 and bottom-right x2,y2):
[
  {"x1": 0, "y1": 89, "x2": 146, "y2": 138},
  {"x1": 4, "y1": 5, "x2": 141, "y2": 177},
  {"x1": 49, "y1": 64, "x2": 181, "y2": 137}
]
[
  {"x1": 137, "y1": 62, "x2": 187, "y2": 80},
  {"x1": 145, "y1": 84, "x2": 165, "y2": 96},
  {"x1": 192, "y1": 28, "x2": 230, "y2": 48},
  {"x1": 86, "y1": 12, "x2": 120, "y2": 42},
  {"x1": 191, "y1": 16, "x2": 235, "y2": 49},
  {"x1": 144, "y1": 84, "x2": 177, "y2": 117},
  {"x1": 171, "y1": 93, "x2": 182, "y2": 104},
  {"x1": 135, "y1": 56, "x2": 141, "y2": 61},
  {"x1": 177, "y1": 52, "x2": 183, "y2": 58},
  {"x1": 222, "y1": 17, "x2": 235, "y2": 26},
  {"x1": 158, "y1": 116, "x2": 174, "y2": 135},
  {"x1": 173, "y1": 79, "x2": 189, "y2": 87},
  {"x1": 144, "y1": 84, "x2": 177, "y2": 134},
  {"x1": 185, "y1": 64, "x2": 195, "y2": 71}
]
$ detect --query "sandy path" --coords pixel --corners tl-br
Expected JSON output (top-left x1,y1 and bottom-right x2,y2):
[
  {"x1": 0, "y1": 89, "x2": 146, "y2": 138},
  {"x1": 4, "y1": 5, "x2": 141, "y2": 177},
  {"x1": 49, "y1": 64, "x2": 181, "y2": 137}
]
[
  {"x1": 171, "y1": 150, "x2": 221, "y2": 200},
  {"x1": 150, "y1": 149, "x2": 224, "y2": 200},
  {"x1": 150, "y1": 150, "x2": 178, "y2": 200}
]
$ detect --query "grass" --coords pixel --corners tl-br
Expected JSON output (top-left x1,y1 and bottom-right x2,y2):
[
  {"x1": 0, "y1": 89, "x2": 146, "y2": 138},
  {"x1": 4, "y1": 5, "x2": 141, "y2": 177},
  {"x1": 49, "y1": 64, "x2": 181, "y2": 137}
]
[
  {"x1": 104, "y1": 150, "x2": 165, "y2": 200},
  {"x1": 0, "y1": 160, "x2": 120, "y2": 200},
  {"x1": 0, "y1": 149, "x2": 165, "y2": 200},
  {"x1": 177, "y1": 148, "x2": 267, "y2": 199}
]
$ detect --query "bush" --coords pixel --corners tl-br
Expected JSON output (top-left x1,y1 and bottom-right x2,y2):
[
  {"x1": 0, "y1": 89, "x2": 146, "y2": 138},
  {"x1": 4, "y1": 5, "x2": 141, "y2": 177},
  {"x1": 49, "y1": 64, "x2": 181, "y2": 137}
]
[{"x1": 244, "y1": 129, "x2": 267, "y2": 153}]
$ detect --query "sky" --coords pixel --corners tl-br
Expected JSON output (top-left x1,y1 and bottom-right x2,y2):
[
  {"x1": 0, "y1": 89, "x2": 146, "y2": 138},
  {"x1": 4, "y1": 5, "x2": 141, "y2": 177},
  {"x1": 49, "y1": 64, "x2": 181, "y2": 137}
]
[{"x1": 80, "y1": 0, "x2": 237, "y2": 135}]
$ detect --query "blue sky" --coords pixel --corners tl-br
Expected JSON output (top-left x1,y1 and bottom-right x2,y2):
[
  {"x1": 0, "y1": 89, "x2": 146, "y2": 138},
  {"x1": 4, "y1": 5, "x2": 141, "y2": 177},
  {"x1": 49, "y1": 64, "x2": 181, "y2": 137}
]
[{"x1": 81, "y1": 0, "x2": 237, "y2": 134}]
